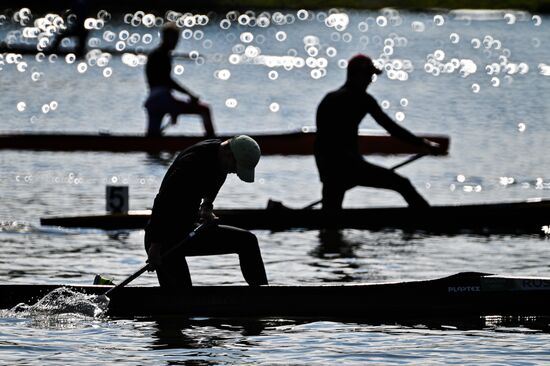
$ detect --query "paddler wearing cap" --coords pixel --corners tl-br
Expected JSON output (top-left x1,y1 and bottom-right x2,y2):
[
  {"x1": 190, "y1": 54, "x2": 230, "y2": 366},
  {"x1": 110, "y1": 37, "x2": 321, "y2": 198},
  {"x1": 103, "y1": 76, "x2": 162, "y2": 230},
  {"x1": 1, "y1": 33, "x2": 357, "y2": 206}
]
[
  {"x1": 144, "y1": 136, "x2": 268, "y2": 288},
  {"x1": 314, "y1": 54, "x2": 444, "y2": 211}
]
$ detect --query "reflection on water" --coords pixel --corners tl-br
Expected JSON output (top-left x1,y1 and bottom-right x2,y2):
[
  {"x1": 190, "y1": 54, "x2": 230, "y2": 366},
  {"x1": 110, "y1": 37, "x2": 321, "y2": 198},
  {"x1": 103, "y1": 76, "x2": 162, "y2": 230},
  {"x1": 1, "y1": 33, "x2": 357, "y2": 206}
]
[
  {"x1": 106, "y1": 230, "x2": 131, "y2": 242},
  {"x1": 1, "y1": 312, "x2": 549, "y2": 365},
  {"x1": 143, "y1": 152, "x2": 178, "y2": 166},
  {"x1": 150, "y1": 317, "x2": 268, "y2": 351},
  {"x1": 310, "y1": 229, "x2": 360, "y2": 259},
  {"x1": 140, "y1": 315, "x2": 550, "y2": 365},
  {"x1": 307, "y1": 230, "x2": 362, "y2": 282}
]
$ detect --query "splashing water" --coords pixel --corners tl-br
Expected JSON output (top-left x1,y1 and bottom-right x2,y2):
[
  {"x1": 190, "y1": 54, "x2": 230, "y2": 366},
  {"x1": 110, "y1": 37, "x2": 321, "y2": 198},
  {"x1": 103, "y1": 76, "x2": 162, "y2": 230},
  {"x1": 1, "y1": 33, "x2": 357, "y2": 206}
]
[
  {"x1": 11, "y1": 287, "x2": 110, "y2": 318},
  {"x1": 0, "y1": 220, "x2": 36, "y2": 233}
]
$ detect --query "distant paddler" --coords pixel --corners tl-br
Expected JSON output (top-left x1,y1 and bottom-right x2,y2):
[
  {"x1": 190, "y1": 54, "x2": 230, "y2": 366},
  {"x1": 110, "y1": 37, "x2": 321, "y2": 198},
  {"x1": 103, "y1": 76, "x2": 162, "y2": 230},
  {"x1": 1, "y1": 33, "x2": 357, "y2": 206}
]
[
  {"x1": 144, "y1": 22, "x2": 215, "y2": 137},
  {"x1": 145, "y1": 136, "x2": 268, "y2": 288},
  {"x1": 48, "y1": 0, "x2": 91, "y2": 57},
  {"x1": 315, "y1": 54, "x2": 446, "y2": 211}
]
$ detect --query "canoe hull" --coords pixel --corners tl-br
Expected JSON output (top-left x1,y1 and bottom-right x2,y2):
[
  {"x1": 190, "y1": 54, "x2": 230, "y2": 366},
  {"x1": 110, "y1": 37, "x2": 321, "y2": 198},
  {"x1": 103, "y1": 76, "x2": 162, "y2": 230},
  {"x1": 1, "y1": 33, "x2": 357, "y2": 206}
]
[
  {"x1": 0, "y1": 130, "x2": 450, "y2": 155},
  {"x1": 40, "y1": 199, "x2": 550, "y2": 234},
  {"x1": 2, "y1": 273, "x2": 550, "y2": 319},
  {"x1": 0, "y1": 44, "x2": 191, "y2": 58}
]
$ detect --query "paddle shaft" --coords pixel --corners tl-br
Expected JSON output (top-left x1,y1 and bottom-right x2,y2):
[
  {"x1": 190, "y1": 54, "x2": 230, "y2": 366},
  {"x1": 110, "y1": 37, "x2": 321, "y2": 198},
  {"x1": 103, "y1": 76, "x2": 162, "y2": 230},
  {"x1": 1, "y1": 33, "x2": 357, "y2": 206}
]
[
  {"x1": 388, "y1": 152, "x2": 426, "y2": 171},
  {"x1": 104, "y1": 222, "x2": 210, "y2": 297},
  {"x1": 302, "y1": 153, "x2": 427, "y2": 210}
]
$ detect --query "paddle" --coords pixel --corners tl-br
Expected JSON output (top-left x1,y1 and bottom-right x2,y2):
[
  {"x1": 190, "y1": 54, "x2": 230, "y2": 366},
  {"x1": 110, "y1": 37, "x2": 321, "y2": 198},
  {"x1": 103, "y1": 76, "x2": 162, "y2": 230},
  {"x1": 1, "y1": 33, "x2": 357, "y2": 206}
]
[
  {"x1": 387, "y1": 152, "x2": 427, "y2": 171},
  {"x1": 103, "y1": 222, "x2": 211, "y2": 297},
  {"x1": 300, "y1": 152, "x2": 428, "y2": 210}
]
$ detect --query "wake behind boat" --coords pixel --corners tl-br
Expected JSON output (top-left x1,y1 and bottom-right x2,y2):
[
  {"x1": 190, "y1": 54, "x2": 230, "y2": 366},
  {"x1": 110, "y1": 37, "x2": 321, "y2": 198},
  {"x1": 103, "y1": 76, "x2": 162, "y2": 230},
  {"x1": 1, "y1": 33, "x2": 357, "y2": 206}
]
[
  {"x1": 40, "y1": 198, "x2": 550, "y2": 234},
  {"x1": 0, "y1": 129, "x2": 450, "y2": 155},
  {"x1": 3, "y1": 272, "x2": 550, "y2": 319}
]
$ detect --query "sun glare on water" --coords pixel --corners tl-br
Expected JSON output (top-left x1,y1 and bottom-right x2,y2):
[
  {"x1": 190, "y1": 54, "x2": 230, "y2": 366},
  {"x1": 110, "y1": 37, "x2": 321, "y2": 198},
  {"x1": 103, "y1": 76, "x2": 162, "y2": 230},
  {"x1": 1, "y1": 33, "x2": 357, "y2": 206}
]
[{"x1": 0, "y1": 7, "x2": 547, "y2": 121}]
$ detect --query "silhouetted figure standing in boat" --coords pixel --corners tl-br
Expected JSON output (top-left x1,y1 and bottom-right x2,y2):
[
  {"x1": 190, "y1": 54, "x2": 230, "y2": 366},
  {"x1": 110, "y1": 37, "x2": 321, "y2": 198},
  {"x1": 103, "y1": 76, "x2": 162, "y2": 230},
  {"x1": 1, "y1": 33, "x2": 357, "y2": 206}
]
[
  {"x1": 145, "y1": 136, "x2": 268, "y2": 288},
  {"x1": 49, "y1": 0, "x2": 90, "y2": 57},
  {"x1": 314, "y1": 54, "x2": 443, "y2": 211},
  {"x1": 144, "y1": 22, "x2": 215, "y2": 137}
]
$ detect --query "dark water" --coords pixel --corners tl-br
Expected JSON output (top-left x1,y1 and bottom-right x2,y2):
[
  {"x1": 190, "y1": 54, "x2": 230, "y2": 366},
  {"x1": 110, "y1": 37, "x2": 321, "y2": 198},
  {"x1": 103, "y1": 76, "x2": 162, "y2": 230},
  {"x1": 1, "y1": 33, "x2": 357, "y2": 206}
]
[{"x1": 1, "y1": 7, "x2": 550, "y2": 365}]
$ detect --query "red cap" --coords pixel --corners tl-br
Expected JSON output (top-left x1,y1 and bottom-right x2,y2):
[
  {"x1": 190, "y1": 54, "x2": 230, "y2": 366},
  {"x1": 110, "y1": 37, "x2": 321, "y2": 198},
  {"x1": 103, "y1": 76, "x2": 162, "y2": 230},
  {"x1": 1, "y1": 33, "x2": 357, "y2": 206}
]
[{"x1": 347, "y1": 54, "x2": 382, "y2": 76}]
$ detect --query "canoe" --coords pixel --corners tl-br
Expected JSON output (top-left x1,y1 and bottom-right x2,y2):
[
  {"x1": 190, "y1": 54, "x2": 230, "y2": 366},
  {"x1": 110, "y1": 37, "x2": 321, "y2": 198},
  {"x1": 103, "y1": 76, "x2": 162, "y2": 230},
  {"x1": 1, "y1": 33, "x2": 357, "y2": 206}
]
[
  {"x1": 2, "y1": 272, "x2": 550, "y2": 319},
  {"x1": 0, "y1": 44, "x2": 191, "y2": 58},
  {"x1": 40, "y1": 198, "x2": 550, "y2": 234},
  {"x1": 0, "y1": 129, "x2": 450, "y2": 155}
]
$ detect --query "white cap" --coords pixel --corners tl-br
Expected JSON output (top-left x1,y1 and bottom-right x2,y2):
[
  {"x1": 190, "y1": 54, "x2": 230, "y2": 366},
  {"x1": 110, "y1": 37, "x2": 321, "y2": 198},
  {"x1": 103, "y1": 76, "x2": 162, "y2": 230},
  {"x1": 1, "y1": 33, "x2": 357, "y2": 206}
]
[{"x1": 229, "y1": 135, "x2": 261, "y2": 183}]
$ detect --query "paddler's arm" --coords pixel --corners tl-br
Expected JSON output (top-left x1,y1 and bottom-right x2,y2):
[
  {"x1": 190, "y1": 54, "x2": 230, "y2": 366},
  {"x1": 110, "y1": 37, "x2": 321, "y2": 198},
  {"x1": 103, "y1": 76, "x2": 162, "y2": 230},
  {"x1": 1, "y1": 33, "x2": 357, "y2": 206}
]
[
  {"x1": 369, "y1": 98, "x2": 442, "y2": 154},
  {"x1": 199, "y1": 198, "x2": 218, "y2": 222},
  {"x1": 199, "y1": 173, "x2": 225, "y2": 223},
  {"x1": 170, "y1": 78, "x2": 199, "y2": 102}
]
